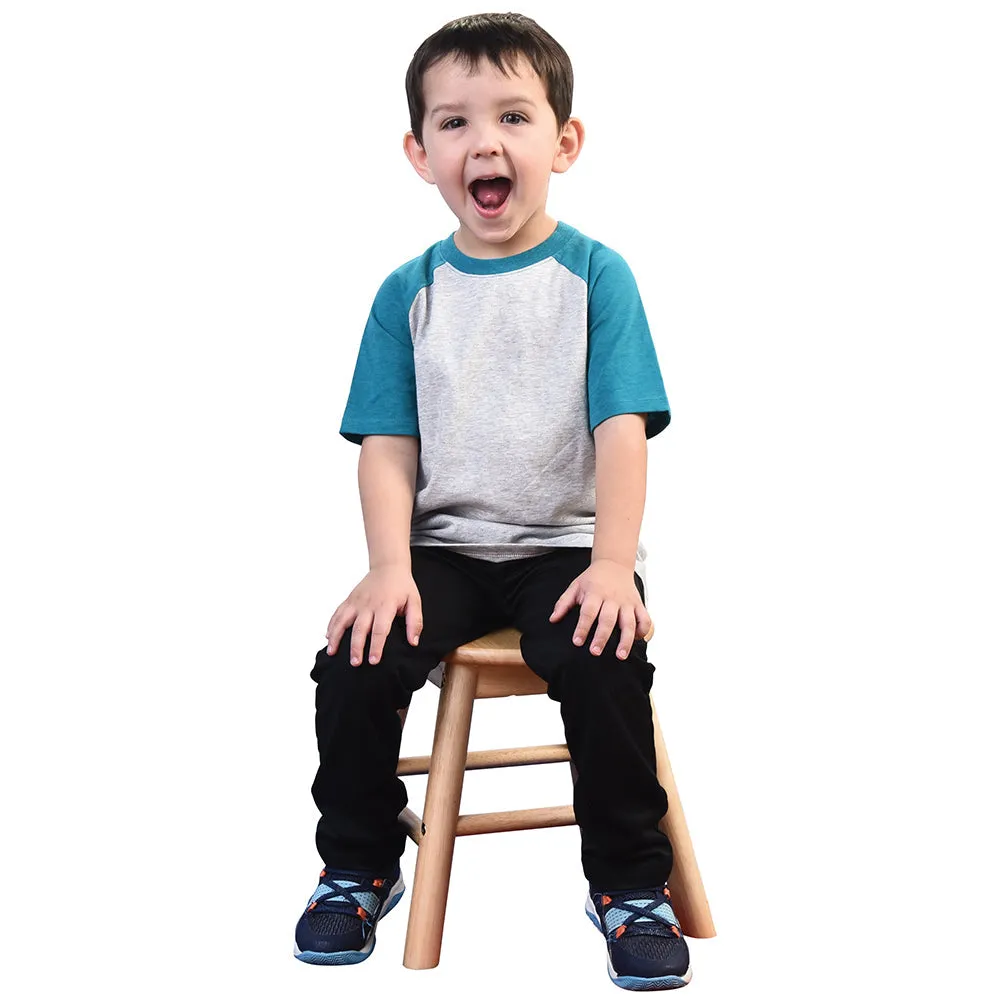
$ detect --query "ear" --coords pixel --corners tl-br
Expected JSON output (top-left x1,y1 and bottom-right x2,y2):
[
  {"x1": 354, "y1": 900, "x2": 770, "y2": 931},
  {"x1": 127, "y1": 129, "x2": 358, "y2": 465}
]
[
  {"x1": 403, "y1": 130, "x2": 436, "y2": 185},
  {"x1": 551, "y1": 117, "x2": 585, "y2": 174}
]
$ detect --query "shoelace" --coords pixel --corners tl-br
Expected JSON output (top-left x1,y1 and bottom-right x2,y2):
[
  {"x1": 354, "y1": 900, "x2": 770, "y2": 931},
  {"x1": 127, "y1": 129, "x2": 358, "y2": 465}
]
[
  {"x1": 307, "y1": 870, "x2": 391, "y2": 927},
  {"x1": 599, "y1": 887, "x2": 682, "y2": 942}
]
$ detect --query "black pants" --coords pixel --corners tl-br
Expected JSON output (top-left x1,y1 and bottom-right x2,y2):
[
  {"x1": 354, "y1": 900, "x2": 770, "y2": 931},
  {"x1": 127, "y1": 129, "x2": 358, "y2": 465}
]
[{"x1": 309, "y1": 545, "x2": 672, "y2": 890}]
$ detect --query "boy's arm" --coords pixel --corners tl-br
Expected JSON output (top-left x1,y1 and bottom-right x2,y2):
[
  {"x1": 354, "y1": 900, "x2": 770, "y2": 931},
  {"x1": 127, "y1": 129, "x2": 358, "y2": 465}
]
[
  {"x1": 550, "y1": 412, "x2": 653, "y2": 658},
  {"x1": 592, "y1": 412, "x2": 648, "y2": 569},
  {"x1": 358, "y1": 434, "x2": 420, "y2": 569}
]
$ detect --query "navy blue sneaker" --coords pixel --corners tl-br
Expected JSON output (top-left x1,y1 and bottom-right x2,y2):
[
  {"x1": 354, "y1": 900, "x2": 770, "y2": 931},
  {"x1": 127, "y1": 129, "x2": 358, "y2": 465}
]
[
  {"x1": 586, "y1": 884, "x2": 691, "y2": 990},
  {"x1": 294, "y1": 864, "x2": 405, "y2": 965}
]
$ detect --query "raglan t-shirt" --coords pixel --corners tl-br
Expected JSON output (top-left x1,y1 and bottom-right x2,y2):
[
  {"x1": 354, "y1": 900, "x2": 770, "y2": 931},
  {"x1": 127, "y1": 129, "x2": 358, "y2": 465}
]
[{"x1": 340, "y1": 221, "x2": 670, "y2": 567}]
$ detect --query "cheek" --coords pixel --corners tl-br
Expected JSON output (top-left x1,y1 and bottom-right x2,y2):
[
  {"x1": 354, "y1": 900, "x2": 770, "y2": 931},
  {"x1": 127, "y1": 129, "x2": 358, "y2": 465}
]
[
  {"x1": 439, "y1": 158, "x2": 466, "y2": 188},
  {"x1": 519, "y1": 146, "x2": 554, "y2": 182}
]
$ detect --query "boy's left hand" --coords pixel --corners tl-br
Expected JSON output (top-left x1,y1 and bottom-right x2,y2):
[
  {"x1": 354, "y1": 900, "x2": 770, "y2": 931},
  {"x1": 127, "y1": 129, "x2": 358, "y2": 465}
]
[{"x1": 549, "y1": 558, "x2": 653, "y2": 660}]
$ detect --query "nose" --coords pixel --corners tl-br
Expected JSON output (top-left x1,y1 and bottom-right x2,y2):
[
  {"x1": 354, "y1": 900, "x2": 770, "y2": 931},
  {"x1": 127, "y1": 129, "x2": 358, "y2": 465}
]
[{"x1": 470, "y1": 123, "x2": 503, "y2": 158}]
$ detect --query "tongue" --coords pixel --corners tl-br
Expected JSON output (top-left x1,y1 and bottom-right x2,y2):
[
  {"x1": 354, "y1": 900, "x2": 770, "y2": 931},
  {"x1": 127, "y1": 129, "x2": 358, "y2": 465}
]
[{"x1": 471, "y1": 178, "x2": 511, "y2": 207}]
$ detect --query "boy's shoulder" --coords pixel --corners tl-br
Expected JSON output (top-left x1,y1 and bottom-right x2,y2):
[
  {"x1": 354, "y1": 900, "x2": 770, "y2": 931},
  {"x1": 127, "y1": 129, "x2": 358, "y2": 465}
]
[
  {"x1": 546, "y1": 223, "x2": 639, "y2": 288},
  {"x1": 369, "y1": 238, "x2": 447, "y2": 311}
]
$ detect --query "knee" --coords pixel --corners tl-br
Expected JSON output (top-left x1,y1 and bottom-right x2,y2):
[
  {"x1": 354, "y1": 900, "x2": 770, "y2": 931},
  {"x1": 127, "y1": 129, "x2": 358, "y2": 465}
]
[
  {"x1": 548, "y1": 639, "x2": 655, "y2": 700},
  {"x1": 310, "y1": 639, "x2": 396, "y2": 692},
  {"x1": 309, "y1": 619, "x2": 429, "y2": 694}
]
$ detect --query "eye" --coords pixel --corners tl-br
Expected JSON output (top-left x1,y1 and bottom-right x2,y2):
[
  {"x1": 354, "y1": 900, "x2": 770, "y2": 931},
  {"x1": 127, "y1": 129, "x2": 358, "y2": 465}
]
[
  {"x1": 501, "y1": 112, "x2": 527, "y2": 125},
  {"x1": 441, "y1": 117, "x2": 466, "y2": 130}
]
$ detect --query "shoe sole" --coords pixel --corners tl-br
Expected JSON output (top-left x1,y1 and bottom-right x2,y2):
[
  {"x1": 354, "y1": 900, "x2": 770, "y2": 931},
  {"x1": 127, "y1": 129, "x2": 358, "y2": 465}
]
[
  {"x1": 584, "y1": 893, "x2": 692, "y2": 991},
  {"x1": 294, "y1": 872, "x2": 406, "y2": 966}
]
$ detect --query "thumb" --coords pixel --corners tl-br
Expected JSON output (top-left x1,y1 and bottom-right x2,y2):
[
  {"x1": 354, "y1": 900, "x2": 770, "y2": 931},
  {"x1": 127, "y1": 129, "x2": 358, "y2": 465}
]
[{"x1": 406, "y1": 589, "x2": 424, "y2": 645}]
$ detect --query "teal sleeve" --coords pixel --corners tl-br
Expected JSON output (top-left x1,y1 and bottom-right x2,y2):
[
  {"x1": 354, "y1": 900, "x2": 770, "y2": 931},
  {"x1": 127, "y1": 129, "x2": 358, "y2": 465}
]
[
  {"x1": 586, "y1": 248, "x2": 670, "y2": 438},
  {"x1": 340, "y1": 272, "x2": 420, "y2": 445}
]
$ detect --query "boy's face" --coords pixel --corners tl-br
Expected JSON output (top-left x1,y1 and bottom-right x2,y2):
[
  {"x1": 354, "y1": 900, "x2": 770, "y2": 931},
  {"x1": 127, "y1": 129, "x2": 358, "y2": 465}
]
[{"x1": 404, "y1": 54, "x2": 583, "y2": 258}]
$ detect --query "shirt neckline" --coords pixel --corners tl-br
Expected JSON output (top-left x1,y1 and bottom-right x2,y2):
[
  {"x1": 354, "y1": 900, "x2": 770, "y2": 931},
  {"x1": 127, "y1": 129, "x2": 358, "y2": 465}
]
[{"x1": 440, "y1": 221, "x2": 571, "y2": 275}]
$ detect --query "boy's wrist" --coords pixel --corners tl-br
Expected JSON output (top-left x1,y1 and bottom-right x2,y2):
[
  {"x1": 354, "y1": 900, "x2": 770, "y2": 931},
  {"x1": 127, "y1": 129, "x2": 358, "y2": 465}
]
[
  {"x1": 590, "y1": 551, "x2": 635, "y2": 572},
  {"x1": 369, "y1": 555, "x2": 412, "y2": 572}
]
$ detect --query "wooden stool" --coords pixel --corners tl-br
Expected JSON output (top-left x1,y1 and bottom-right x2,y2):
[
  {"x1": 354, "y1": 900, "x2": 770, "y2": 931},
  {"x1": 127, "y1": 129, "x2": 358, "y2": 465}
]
[{"x1": 396, "y1": 626, "x2": 716, "y2": 970}]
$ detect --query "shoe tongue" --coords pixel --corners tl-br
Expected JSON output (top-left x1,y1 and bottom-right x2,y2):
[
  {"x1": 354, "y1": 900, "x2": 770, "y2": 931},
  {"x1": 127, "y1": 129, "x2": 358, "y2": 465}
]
[
  {"x1": 471, "y1": 177, "x2": 511, "y2": 206},
  {"x1": 624, "y1": 896, "x2": 660, "y2": 923},
  {"x1": 319, "y1": 870, "x2": 360, "y2": 886},
  {"x1": 320, "y1": 865, "x2": 397, "y2": 888},
  {"x1": 599, "y1": 888, "x2": 668, "y2": 925}
]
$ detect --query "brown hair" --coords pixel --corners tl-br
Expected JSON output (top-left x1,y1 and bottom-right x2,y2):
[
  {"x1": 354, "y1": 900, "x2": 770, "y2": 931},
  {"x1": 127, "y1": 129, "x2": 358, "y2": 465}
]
[{"x1": 405, "y1": 12, "x2": 574, "y2": 146}]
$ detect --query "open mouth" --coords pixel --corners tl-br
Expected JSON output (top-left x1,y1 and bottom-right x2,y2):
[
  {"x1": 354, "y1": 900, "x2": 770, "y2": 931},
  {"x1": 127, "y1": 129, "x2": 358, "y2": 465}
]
[{"x1": 469, "y1": 176, "x2": 512, "y2": 210}]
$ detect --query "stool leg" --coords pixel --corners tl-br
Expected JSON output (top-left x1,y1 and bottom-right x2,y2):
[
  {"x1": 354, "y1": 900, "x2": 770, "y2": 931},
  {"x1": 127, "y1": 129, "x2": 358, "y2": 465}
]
[
  {"x1": 403, "y1": 662, "x2": 478, "y2": 969},
  {"x1": 650, "y1": 696, "x2": 717, "y2": 938}
]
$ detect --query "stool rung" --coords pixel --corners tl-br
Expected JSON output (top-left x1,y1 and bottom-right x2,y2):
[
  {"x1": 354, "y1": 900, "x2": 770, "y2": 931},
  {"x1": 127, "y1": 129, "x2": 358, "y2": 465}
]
[
  {"x1": 400, "y1": 807, "x2": 424, "y2": 845},
  {"x1": 399, "y1": 804, "x2": 576, "y2": 844},
  {"x1": 397, "y1": 743, "x2": 570, "y2": 776},
  {"x1": 455, "y1": 805, "x2": 575, "y2": 836}
]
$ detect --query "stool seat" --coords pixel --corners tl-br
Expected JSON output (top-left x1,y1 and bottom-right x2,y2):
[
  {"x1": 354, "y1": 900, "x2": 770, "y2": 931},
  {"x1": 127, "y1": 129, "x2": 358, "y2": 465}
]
[
  {"x1": 444, "y1": 626, "x2": 522, "y2": 662},
  {"x1": 397, "y1": 626, "x2": 715, "y2": 970},
  {"x1": 443, "y1": 627, "x2": 548, "y2": 697}
]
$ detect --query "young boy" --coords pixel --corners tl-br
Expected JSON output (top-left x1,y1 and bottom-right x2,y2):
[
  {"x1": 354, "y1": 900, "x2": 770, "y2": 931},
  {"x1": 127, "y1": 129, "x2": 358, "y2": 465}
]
[{"x1": 295, "y1": 12, "x2": 691, "y2": 991}]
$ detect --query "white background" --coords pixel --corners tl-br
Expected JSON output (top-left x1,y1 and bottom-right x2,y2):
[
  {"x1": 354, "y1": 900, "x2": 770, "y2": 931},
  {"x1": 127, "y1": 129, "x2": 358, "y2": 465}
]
[{"x1": 2, "y1": 1, "x2": 997, "y2": 997}]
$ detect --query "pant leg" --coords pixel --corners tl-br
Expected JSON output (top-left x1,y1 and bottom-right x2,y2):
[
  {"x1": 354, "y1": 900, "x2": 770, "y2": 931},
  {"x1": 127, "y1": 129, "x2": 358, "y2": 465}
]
[
  {"x1": 504, "y1": 548, "x2": 672, "y2": 890},
  {"x1": 309, "y1": 545, "x2": 507, "y2": 871}
]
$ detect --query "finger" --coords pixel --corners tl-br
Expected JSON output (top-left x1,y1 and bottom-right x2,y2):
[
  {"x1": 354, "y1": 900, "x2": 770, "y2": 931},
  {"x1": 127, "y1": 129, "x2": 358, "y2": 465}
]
[
  {"x1": 589, "y1": 605, "x2": 620, "y2": 655},
  {"x1": 640, "y1": 612, "x2": 654, "y2": 642},
  {"x1": 573, "y1": 596, "x2": 602, "y2": 646},
  {"x1": 406, "y1": 593, "x2": 424, "y2": 646},
  {"x1": 637, "y1": 607, "x2": 654, "y2": 642},
  {"x1": 367, "y1": 611, "x2": 394, "y2": 664},
  {"x1": 617, "y1": 608, "x2": 637, "y2": 660},
  {"x1": 326, "y1": 608, "x2": 354, "y2": 654},
  {"x1": 349, "y1": 611, "x2": 374, "y2": 667},
  {"x1": 549, "y1": 585, "x2": 577, "y2": 622}
]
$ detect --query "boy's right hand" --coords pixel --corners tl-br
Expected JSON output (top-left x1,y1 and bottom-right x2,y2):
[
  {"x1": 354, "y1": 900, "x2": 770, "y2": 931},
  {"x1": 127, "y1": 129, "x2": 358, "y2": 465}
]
[{"x1": 325, "y1": 563, "x2": 423, "y2": 666}]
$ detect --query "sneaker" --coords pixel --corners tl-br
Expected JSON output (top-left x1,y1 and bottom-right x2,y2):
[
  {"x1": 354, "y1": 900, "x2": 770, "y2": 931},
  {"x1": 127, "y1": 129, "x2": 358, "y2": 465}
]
[
  {"x1": 586, "y1": 884, "x2": 691, "y2": 990},
  {"x1": 294, "y1": 864, "x2": 405, "y2": 965}
]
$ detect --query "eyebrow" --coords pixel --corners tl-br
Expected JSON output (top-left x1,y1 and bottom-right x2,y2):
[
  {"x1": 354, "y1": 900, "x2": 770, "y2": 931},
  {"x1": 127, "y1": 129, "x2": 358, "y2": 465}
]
[{"x1": 429, "y1": 96, "x2": 538, "y2": 117}]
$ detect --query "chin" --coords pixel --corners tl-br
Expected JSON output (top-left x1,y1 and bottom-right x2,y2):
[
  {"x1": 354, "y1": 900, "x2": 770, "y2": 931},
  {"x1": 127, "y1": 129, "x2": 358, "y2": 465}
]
[{"x1": 461, "y1": 220, "x2": 511, "y2": 239}]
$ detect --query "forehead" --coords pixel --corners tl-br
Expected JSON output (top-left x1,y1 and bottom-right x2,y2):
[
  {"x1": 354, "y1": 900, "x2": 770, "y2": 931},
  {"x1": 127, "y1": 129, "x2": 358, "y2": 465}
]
[{"x1": 422, "y1": 53, "x2": 547, "y2": 115}]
